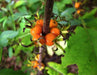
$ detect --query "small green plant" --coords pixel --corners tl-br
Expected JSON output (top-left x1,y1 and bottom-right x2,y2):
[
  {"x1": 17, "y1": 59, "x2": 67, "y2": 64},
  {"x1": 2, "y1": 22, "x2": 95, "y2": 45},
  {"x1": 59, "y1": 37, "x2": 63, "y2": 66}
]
[{"x1": 0, "y1": 0, "x2": 97, "y2": 75}]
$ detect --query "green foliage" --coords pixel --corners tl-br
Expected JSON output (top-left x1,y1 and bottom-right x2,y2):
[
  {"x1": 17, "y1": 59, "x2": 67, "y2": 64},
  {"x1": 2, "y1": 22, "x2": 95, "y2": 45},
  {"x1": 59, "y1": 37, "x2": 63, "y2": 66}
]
[
  {"x1": 0, "y1": 69, "x2": 27, "y2": 75},
  {"x1": 14, "y1": 1, "x2": 25, "y2": 8},
  {"x1": 0, "y1": 31, "x2": 18, "y2": 47},
  {"x1": 13, "y1": 34, "x2": 34, "y2": 56},
  {"x1": 61, "y1": 8, "x2": 76, "y2": 20},
  {"x1": 67, "y1": 73, "x2": 75, "y2": 75},
  {"x1": 54, "y1": 0, "x2": 72, "y2": 12},
  {"x1": 47, "y1": 27, "x2": 97, "y2": 75},
  {"x1": 8, "y1": 47, "x2": 13, "y2": 58},
  {"x1": 58, "y1": 21, "x2": 67, "y2": 26},
  {"x1": 46, "y1": 67, "x2": 59, "y2": 75},
  {"x1": 46, "y1": 62, "x2": 67, "y2": 75},
  {"x1": 81, "y1": 8, "x2": 97, "y2": 29},
  {"x1": 61, "y1": 8, "x2": 76, "y2": 17},
  {"x1": 0, "y1": 0, "x2": 97, "y2": 75},
  {"x1": 62, "y1": 27, "x2": 97, "y2": 75},
  {"x1": 84, "y1": 18, "x2": 97, "y2": 29},
  {"x1": 82, "y1": 8, "x2": 97, "y2": 19},
  {"x1": 70, "y1": 19, "x2": 81, "y2": 26}
]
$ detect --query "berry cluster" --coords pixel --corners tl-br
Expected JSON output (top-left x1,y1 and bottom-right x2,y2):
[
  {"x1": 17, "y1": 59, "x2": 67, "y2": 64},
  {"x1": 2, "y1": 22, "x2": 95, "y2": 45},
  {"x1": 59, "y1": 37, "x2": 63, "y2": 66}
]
[
  {"x1": 27, "y1": 54, "x2": 44, "y2": 71},
  {"x1": 74, "y1": 2, "x2": 84, "y2": 14},
  {"x1": 30, "y1": 19, "x2": 60, "y2": 46}
]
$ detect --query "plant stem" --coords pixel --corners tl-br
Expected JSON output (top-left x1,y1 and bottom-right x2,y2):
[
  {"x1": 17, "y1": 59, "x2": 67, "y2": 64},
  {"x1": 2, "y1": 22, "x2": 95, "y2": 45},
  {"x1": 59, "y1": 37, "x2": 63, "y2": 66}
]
[
  {"x1": 38, "y1": 0, "x2": 54, "y2": 74},
  {"x1": 38, "y1": 46, "x2": 44, "y2": 75},
  {"x1": 43, "y1": 0, "x2": 54, "y2": 34}
]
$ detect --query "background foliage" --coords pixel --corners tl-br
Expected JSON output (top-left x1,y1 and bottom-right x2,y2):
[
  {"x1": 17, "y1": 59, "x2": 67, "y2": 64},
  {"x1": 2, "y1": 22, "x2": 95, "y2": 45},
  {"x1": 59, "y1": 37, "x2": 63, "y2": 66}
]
[{"x1": 0, "y1": 0, "x2": 97, "y2": 75}]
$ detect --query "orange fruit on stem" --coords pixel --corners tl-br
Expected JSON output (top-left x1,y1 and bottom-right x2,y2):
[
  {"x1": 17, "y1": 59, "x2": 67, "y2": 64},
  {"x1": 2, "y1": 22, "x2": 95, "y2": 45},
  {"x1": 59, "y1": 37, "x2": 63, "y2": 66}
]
[
  {"x1": 33, "y1": 34, "x2": 41, "y2": 41},
  {"x1": 75, "y1": 2, "x2": 81, "y2": 9},
  {"x1": 31, "y1": 61, "x2": 39, "y2": 68},
  {"x1": 77, "y1": 9, "x2": 84, "y2": 14},
  {"x1": 36, "y1": 19, "x2": 43, "y2": 27},
  {"x1": 45, "y1": 33, "x2": 56, "y2": 42},
  {"x1": 34, "y1": 25, "x2": 42, "y2": 34},
  {"x1": 46, "y1": 41, "x2": 54, "y2": 46},
  {"x1": 45, "y1": 33, "x2": 56, "y2": 46},
  {"x1": 39, "y1": 38, "x2": 46, "y2": 45},
  {"x1": 49, "y1": 19, "x2": 58, "y2": 28},
  {"x1": 30, "y1": 25, "x2": 42, "y2": 36},
  {"x1": 30, "y1": 28, "x2": 36, "y2": 36},
  {"x1": 50, "y1": 28, "x2": 60, "y2": 36}
]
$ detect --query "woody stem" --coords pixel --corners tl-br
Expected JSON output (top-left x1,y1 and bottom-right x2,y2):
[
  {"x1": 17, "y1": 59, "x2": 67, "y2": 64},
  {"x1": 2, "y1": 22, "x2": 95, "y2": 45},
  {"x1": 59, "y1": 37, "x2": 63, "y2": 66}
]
[{"x1": 43, "y1": 0, "x2": 54, "y2": 34}]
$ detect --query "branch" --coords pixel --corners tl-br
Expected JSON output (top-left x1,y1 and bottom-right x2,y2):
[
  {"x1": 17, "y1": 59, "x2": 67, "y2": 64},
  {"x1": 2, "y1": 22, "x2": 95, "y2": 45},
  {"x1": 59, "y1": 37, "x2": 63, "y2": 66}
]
[
  {"x1": 43, "y1": 0, "x2": 54, "y2": 34},
  {"x1": 37, "y1": 0, "x2": 54, "y2": 74},
  {"x1": 37, "y1": 46, "x2": 44, "y2": 75}
]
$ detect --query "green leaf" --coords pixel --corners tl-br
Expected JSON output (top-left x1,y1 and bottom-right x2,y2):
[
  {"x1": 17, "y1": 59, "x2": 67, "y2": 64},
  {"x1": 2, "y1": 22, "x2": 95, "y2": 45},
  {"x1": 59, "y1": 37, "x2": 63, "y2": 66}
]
[
  {"x1": 63, "y1": 0, "x2": 72, "y2": 4},
  {"x1": 46, "y1": 67, "x2": 59, "y2": 75},
  {"x1": 0, "y1": 36, "x2": 8, "y2": 47},
  {"x1": 58, "y1": 21, "x2": 67, "y2": 25},
  {"x1": 54, "y1": 0, "x2": 72, "y2": 11},
  {"x1": 13, "y1": 34, "x2": 34, "y2": 56},
  {"x1": 80, "y1": 8, "x2": 97, "y2": 29},
  {"x1": 14, "y1": 1, "x2": 25, "y2": 8},
  {"x1": 27, "y1": 0, "x2": 39, "y2": 4},
  {"x1": 62, "y1": 27, "x2": 97, "y2": 75},
  {"x1": 61, "y1": 8, "x2": 76, "y2": 20},
  {"x1": 85, "y1": 18, "x2": 97, "y2": 29},
  {"x1": 82, "y1": 8, "x2": 97, "y2": 19},
  {"x1": 0, "y1": 69, "x2": 27, "y2": 75},
  {"x1": 70, "y1": 19, "x2": 82, "y2": 26},
  {"x1": 47, "y1": 62, "x2": 67, "y2": 75},
  {"x1": 0, "y1": 17, "x2": 7, "y2": 22},
  {"x1": 53, "y1": 3, "x2": 59, "y2": 15},
  {"x1": 67, "y1": 73, "x2": 76, "y2": 75},
  {"x1": 3, "y1": 19, "x2": 7, "y2": 28},
  {"x1": 18, "y1": 6, "x2": 28, "y2": 14},
  {"x1": 61, "y1": 8, "x2": 76, "y2": 17},
  {"x1": 1, "y1": 30, "x2": 18, "y2": 39},
  {"x1": 8, "y1": 47, "x2": 13, "y2": 58},
  {"x1": 0, "y1": 31, "x2": 18, "y2": 47}
]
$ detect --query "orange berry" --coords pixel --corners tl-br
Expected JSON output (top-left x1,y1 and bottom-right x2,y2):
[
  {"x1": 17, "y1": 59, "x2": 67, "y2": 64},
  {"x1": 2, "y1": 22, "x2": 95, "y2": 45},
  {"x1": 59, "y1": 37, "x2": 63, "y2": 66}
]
[
  {"x1": 34, "y1": 25, "x2": 42, "y2": 34},
  {"x1": 75, "y1": 2, "x2": 81, "y2": 9},
  {"x1": 33, "y1": 34, "x2": 41, "y2": 41},
  {"x1": 34, "y1": 41, "x2": 38, "y2": 45},
  {"x1": 50, "y1": 28, "x2": 60, "y2": 36},
  {"x1": 30, "y1": 25, "x2": 42, "y2": 36},
  {"x1": 31, "y1": 61, "x2": 39, "y2": 68},
  {"x1": 77, "y1": 9, "x2": 84, "y2": 14},
  {"x1": 49, "y1": 19, "x2": 58, "y2": 28},
  {"x1": 45, "y1": 33, "x2": 56, "y2": 46},
  {"x1": 45, "y1": 33, "x2": 56, "y2": 42},
  {"x1": 77, "y1": 10, "x2": 81, "y2": 14},
  {"x1": 36, "y1": 19, "x2": 43, "y2": 27},
  {"x1": 39, "y1": 38, "x2": 46, "y2": 45},
  {"x1": 30, "y1": 28, "x2": 36, "y2": 36},
  {"x1": 46, "y1": 41, "x2": 54, "y2": 46}
]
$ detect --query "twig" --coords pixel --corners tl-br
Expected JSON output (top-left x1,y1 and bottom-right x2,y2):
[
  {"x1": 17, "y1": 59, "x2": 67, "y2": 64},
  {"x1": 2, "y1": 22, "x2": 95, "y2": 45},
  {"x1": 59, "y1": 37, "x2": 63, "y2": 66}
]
[
  {"x1": 24, "y1": 17, "x2": 32, "y2": 25},
  {"x1": 37, "y1": 46, "x2": 44, "y2": 75}
]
